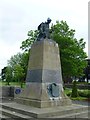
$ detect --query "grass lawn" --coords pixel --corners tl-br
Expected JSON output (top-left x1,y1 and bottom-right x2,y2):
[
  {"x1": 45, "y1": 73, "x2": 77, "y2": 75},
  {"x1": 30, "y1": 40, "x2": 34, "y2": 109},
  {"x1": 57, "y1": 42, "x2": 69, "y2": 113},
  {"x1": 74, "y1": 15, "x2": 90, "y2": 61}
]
[{"x1": 0, "y1": 81, "x2": 26, "y2": 87}]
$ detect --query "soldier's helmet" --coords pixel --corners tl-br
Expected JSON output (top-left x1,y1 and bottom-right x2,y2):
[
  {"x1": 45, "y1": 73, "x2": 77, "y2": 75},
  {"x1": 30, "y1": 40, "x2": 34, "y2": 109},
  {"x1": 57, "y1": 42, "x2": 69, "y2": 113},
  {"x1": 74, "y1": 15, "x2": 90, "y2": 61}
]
[{"x1": 47, "y1": 18, "x2": 51, "y2": 23}]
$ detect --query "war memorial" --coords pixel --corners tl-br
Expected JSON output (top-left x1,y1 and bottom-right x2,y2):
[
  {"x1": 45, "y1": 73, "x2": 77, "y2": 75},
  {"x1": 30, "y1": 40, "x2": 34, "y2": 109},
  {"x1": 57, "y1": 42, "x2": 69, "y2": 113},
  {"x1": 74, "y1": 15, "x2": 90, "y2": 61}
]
[
  {"x1": 15, "y1": 18, "x2": 71, "y2": 108},
  {"x1": 0, "y1": 18, "x2": 89, "y2": 119}
]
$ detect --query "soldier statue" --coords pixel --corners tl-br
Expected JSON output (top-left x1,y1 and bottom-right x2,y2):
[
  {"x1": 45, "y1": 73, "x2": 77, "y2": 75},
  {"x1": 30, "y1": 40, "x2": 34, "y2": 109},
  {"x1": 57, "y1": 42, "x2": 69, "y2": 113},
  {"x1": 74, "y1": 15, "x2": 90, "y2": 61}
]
[{"x1": 37, "y1": 18, "x2": 52, "y2": 41}]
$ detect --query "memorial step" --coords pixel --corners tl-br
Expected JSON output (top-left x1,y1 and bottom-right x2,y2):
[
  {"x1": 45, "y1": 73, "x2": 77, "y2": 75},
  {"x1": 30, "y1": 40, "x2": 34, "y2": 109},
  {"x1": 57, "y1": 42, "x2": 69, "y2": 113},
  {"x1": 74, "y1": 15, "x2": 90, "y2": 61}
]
[
  {"x1": 1, "y1": 107, "x2": 32, "y2": 119},
  {"x1": 0, "y1": 113, "x2": 10, "y2": 119},
  {"x1": 48, "y1": 110, "x2": 89, "y2": 118},
  {"x1": 0, "y1": 108, "x2": 10, "y2": 119},
  {"x1": 0, "y1": 101, "x2": 89, "y2": 119}
]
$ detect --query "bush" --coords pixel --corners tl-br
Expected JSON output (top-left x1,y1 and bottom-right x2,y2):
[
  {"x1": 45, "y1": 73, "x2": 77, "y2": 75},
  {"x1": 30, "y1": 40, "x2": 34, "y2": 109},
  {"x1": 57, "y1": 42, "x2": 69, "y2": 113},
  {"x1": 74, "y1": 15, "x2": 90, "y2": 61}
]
[
  {"x1": 71, "y1": 80, "x2": 79, "y2": 97},
  {"x1": 64, "y1": 86, "x2": 90, "y2": 100},
  {"x1": 64, "y1": 88, "x2": 72, "y2": 96},
  {"x1": 78, "y1": 90, "x2": 90, "y2": 98}
]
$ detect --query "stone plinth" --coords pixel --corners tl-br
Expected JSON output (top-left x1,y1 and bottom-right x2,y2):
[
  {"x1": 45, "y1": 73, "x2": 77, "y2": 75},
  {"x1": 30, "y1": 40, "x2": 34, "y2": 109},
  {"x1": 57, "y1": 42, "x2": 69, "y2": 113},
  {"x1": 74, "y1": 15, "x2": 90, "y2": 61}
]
[{"x1": 15, "y1": 39, "x2": 71, "y2": 108}]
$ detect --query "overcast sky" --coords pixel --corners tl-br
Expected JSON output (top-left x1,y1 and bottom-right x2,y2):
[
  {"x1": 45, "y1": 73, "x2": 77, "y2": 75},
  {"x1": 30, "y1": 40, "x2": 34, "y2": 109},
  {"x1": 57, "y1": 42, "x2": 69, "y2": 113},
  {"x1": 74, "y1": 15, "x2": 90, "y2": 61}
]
[{"x1": 0, "y1": 0, "x2": 89, "y2": 72}]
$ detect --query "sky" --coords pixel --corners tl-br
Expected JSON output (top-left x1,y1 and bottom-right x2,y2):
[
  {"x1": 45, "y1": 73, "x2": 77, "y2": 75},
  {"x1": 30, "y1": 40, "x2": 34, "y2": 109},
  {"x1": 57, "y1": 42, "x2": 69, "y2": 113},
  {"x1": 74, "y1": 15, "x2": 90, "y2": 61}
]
[{"x1": 0, "y1": 0, "x2": 89, "y2": 72}]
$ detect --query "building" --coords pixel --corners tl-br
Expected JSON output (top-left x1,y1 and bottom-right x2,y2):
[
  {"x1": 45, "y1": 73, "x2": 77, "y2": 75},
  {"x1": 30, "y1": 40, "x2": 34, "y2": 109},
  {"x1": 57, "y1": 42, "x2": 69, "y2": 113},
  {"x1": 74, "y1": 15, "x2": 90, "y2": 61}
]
[{"x1": 85, "y1": 59, "x2": 90, "y2": 83}]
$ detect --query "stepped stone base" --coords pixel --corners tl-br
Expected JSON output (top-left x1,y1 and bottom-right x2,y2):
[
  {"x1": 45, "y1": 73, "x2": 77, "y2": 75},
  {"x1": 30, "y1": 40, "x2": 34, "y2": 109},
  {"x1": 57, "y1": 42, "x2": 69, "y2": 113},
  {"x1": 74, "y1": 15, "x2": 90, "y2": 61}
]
[
  {"x1": 15, "y1": 83, "x2": 72, "y2": 108},
  {"x1": 0, "y1": 100, "x2": 89, "y2": 119},
  {"x1": 15, "y1": 96, "x2": 71, "y2": 108}
]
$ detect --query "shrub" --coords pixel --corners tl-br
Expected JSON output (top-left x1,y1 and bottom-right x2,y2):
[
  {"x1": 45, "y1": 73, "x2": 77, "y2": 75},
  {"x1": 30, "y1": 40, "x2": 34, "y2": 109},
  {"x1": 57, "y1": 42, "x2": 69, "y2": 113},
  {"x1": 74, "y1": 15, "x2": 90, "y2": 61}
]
[
  {"x1": 71, "y1": 80, "x2": 79, "y2": 97},
  {"x1": 64, "y1": 88, "x2": 72, "y2": 96},
  {"x1": 78, "y1": 90, "x2": 90, "y2": 98}
]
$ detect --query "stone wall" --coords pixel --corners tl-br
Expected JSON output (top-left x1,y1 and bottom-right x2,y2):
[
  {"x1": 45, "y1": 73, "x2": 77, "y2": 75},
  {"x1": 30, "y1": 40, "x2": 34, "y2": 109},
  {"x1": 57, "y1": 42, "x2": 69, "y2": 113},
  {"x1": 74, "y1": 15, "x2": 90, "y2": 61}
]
[{"x1": 0, "y1": 86, "x2": 14, "y2": 98}]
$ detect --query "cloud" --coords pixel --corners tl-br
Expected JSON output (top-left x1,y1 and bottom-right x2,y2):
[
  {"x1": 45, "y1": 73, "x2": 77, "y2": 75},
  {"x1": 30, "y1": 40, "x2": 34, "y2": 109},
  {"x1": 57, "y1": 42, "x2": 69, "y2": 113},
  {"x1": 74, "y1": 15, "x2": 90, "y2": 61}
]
[
  {"x1": 0, "y1": 40, "x2": 21, "y2": 68},
  {"x1": 0, "y1": 0, "x2": 89, "y2": 71}
]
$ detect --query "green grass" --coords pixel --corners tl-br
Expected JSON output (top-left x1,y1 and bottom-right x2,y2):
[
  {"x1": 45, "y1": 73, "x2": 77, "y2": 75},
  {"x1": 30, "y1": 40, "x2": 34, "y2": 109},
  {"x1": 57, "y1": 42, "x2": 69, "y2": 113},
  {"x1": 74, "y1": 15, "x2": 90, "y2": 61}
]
[
  {"x1": 64, "y1": 88, "x2": 72, "y2": 96},
  {"x1": 0, "y1": 81, "x2": 6, "y2": 86},
  {"x1": 0, "y1": 81, "x2": 26, "y2": 87},
  {"x1": 71, "y1": 97, "x2": 88, "y2": 101}
]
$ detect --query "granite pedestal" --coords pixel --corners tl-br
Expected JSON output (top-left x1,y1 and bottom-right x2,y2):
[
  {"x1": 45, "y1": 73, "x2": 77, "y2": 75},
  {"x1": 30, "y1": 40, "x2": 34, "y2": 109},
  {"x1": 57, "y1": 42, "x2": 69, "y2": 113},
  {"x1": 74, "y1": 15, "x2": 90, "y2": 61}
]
[{"x1": 15, "y1": 38, "x2": 71, "y2": 108}]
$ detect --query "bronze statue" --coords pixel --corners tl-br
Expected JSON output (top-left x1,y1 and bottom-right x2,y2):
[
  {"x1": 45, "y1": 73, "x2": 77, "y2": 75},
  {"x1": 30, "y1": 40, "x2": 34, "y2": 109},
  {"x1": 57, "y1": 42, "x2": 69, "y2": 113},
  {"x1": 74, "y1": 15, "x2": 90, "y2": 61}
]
[{"x1": 37, "y1": 18, "x2": 51, "y2": 41}]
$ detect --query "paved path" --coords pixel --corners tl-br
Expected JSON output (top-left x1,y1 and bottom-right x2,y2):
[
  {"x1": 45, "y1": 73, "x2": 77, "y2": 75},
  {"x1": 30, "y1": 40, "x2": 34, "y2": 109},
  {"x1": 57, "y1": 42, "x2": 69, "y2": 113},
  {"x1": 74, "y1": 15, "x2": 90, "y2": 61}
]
[{"x1": 72, "y1": 100, "x2": 90, "y2": 106}]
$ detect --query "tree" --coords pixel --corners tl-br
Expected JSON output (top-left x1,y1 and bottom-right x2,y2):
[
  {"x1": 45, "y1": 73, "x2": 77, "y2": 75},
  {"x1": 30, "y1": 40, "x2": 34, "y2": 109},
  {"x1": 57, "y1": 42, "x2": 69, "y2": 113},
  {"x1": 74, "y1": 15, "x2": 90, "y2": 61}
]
[
  {"x1": 8, "y1": 52, "x2": 29, "y2": 83},
  {"x1": 5, "y1": 66, "x2": 12, "y2": 85},
  {"x1": 13, "y1": 64, "x2": 25, "y2": 87},
  {"x1": 8, "y1": 53, "x2": 22, "y2": 68},
  {"x1": 1, "y1": 67, "x2": 7, "y2": 81},
  {"x1": 20, "y1": 20, "x2": 87, "y2": 83},
  {"x1": 50, "y1": 21, "x2": 87, "y2": 82},
  {"x1": 19, "y1": 52, "x2": 29, "y2": 80},
  {"x1": 20, "y1": 30, "x2": 38, "y2": 51}
]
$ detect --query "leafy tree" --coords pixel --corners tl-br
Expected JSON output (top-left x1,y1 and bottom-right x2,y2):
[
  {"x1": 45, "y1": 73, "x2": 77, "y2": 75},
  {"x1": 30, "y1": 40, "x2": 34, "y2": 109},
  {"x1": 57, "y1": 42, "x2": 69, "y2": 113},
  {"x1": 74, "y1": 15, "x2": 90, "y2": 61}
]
[
  {"x1": 8, "y1": 53, "x2": 22, "y2": 68},
  {"x1": 19, "y1": 52, "x2": 29, "y2": 80},
  {"x1": 5, "y1": 66, "x2": 12, "y2": 85},
  {"x1": 1, "y1": 67, "x2": 7, "y2": 81},
  {"x1": 20, "y1": 30, "x2": 38, "y2": 51},
  {"x1": 13, "y1": 64, "x2": 25, "y2": 88},
  {"x1": 50, "y1": 21, "x2": 87, "y2": 82},
  {"x1": 8, "y1": 52, "x2": 29, "y2": 83},
  {"x1": 20, "y1": 20, "x2": 88, "y2": 83}
]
